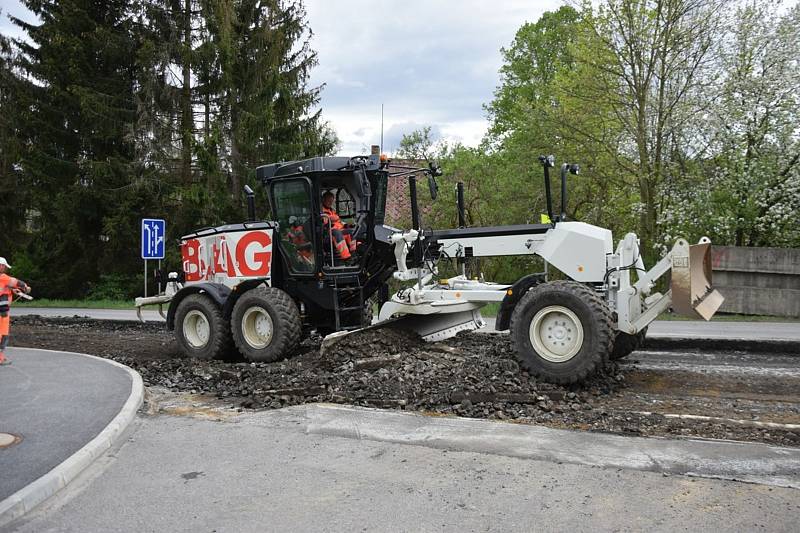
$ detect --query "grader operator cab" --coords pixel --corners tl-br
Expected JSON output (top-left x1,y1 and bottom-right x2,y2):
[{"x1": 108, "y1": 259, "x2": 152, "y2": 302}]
[{"x1": 137, "y1": 152, "x2": 723, "y2": 384}]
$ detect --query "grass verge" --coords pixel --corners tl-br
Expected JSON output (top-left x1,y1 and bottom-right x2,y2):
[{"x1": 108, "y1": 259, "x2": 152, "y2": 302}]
[{"x1": 15, "y1": 299, "x2": 135, "y2": 309}]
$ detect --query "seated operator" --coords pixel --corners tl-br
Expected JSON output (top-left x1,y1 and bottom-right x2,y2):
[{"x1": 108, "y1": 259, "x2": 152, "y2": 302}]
[
  {"x1": 321, "y1": 191, "x2": 356, "y2": 261},
  {"x1": 286, "y1": 216, "x2": 313, "y2": 266}
]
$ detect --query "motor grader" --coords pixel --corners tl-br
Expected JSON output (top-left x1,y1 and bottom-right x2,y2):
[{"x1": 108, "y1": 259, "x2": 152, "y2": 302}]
[{"x1": 136, "y1": 152, "x2": 723, "y2": 384}]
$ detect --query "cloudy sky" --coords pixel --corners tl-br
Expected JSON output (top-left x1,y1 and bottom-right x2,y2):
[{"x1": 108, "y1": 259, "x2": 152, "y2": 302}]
[{"x1": 0, "y1": 0, "x2": 563, "y2": 155}]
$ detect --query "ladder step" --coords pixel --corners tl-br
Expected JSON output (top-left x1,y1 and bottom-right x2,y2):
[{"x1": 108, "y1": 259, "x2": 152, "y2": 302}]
[{"x1": 332, "y1": 280, "x2": 365, "y2": 331}]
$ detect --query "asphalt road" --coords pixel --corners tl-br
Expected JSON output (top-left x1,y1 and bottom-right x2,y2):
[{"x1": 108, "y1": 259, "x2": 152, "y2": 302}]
[
  {"x1": 12, "y1": 307, "x2": 800, "y2": 341},
  {"x1": 8, "y1": 406, "x2": 799, "y2": 533},
  {"x1": 0, "y1": 348, "x2": 132, "y2": 502}
]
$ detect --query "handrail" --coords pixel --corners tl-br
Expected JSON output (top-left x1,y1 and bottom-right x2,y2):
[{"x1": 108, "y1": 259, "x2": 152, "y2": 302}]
[{"x1": 320, "y1": 213, "x2": 337, "y2": 267}]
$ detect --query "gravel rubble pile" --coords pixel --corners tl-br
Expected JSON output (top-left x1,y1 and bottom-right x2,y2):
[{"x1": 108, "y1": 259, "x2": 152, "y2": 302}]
[
  {"x1": 12, "y1": 315, "x2": 624, "y2": 420},
  {"x1": 11, "y1": 315, "x2": 800, "y2": 447},
  {"x1": 124, "y1": 328, "x2": 626, "y2": 422}
]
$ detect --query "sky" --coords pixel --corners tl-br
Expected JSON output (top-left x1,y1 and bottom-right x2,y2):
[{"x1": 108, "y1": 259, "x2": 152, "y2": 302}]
[{"x1": 0, "y1": 0, "x2": 564, "y2": 155}]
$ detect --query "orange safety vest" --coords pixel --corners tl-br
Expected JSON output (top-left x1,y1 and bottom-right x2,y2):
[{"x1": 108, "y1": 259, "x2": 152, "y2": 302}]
[
  {"x1": 287, "y1": 225, "x2": 307, "y2": 245},
  {"x1": 287, "y1": 225, "x2": 312, "y2": 258},
  {"x1": 322, "y1": 206, "x2": 344, "y2": 230},
  {"x1": 0, "y1": 274, "x2": 27, "y2": 340},
  {"x1": 0, "y1": 273, "x2": 26, "y2": 308}
]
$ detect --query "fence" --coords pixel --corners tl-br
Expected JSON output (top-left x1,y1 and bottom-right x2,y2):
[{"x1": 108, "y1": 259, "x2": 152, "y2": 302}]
[{"x1": 711, "y1": 246, "x2": 800, "y2": 318}]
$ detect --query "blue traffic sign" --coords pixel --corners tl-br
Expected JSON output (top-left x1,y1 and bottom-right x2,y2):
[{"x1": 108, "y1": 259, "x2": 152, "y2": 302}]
[{"x1": 141, "y1": 219, "x2": 166, "y2": 259}]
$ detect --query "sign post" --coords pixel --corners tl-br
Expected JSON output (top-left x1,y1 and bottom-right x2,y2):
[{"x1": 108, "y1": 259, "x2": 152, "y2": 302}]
[{"x1": 141, "y1": 218, "x2": 166, "y2": 297}]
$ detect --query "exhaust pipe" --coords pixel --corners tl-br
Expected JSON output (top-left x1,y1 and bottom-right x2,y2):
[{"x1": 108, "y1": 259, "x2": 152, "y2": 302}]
[{"x1": 670, "y1": 237, "x2": 725, "y2": 320}]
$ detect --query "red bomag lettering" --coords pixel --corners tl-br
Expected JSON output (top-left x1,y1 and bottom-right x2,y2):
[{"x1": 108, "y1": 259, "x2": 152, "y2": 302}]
[
  {"x1": 236, "y1": 231, "x2": 272, "y2": 276},
  {"x1": 181, "y1": 230, "x2": 271, "y2": 281},
  {"x1": 213, "y1": 237, "x2": 237, "y2": 278},
  {"x1": 181, "y1": 239, "x2": 202, "y2": 281}
]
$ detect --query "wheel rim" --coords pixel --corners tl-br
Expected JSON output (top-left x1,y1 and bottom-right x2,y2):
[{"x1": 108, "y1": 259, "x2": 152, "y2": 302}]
[
  {"x1": 529, "y1": 305, "x2": 584, "y2": 363},
  {"x1": 242, "y1": 306, "x2": 274, "y2": 349},
  {"x1": 183, "y1": 310, "x2": 210, "y2": 348}
]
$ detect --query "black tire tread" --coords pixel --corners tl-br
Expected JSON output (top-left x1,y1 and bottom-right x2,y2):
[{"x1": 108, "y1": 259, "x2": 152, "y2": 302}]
[
  {"x1": 231, "y1": 286, "x2": 301, "y2": 363},
  {"x1": 174, "y1": 293, "x2": 231, "y2": 360},
  {"x1": 509, "y1": 280, "x2": 614, "y2": 384}
]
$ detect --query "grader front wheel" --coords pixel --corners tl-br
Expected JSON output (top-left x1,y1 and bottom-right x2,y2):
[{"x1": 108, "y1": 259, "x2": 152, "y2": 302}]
[{"x1": 510, "y1": 281, "x2": 614, "y2": 384}]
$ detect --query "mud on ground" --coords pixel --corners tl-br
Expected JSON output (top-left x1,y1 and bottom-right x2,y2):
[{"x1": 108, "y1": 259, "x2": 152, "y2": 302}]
[{"x1": 11, "y1": 315, "x2": 800, "y2": 448}]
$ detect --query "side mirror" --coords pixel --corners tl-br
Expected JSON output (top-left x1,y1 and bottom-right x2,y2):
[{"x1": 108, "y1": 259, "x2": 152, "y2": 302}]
[
  {"x1": 428, "y1": 173, "x2": 439, "y2": 201},
  {"x1": 243, "y1": 184, "x2": 256, "y2": 222},
  {"x1": 427, "y1": 161, "x2": 441, "y2": 200}
]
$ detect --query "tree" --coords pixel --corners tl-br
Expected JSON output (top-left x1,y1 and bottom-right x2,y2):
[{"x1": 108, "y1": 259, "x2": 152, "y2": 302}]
[
  {"x1": 2, "y1": 0, "x2": 338, "y2": 298},
  {"x1": 569, "y1": 0, "x2": 723, "y2": 256},
  {"x1": 209, "y1": 0, "x2": 337, "y2": 197},
  {"x1": 485, "y1": 5, "x2": 580, "y2": 145},
  {"x1": 10, "y1": 0, "x2": 140, "y2": 297},
  {"x1": 705, "y1": 0, "x2": 799, "y2": 247},
  {"x1": 483, "y1": 5, "x2": 627, "y2": 238},
  {"x1": 0, "y1": 22, "x2": 28, "y2": 258},
  {"x1": 396, "y1": 126, "x2": 440, "y2": 160}
]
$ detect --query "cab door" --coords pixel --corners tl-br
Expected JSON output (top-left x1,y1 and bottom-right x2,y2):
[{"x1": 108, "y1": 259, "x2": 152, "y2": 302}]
[{"x1": 270, "y1": 178, "x2": 317, "y2": 275}]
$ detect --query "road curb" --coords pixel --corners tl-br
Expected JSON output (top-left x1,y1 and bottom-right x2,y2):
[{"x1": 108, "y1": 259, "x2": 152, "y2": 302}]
[
  {"x1": 0, "y1": 349, "x2": 144, "y2": 529},
  {"x1": 305, "y1": 403, "x2": 800, "y2": 489},
  {"x1": 645, "y1": 336, "x2": 800, "y2": 354}
]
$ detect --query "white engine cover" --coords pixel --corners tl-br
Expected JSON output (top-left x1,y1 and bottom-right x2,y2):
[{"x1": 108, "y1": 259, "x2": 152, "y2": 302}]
[{"x1": 537, "y1": 222, "x2": 613, "y2": 282}]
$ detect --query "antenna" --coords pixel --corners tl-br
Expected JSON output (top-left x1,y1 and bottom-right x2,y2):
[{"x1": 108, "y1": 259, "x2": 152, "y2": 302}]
[{"x1": 380, "y1": 103, "x2": 384, "y2": 154}]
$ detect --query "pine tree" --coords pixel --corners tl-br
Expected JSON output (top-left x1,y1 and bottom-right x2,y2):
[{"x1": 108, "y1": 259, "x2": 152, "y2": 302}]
[
  {"x1": 208, "y1": 0, "x2": 337, "y2": 197},
  {"x1": 5, "y1": 0, "x2": 338, "y2": 297},
  {"x1": 11, "y1": 0, "x2": 139, "y2": 297},
  {"x1": 0, "y1": 26, "x2": 28, "y2": 258}
]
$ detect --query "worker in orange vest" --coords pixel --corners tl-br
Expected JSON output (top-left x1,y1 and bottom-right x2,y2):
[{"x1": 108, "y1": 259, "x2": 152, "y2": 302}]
[
  {"x1": 286, "y1": 216, "x2": 314, "y2": 266},
  {"x1": 0, "y1": 257, "x2": 31, "y2": 366},
  {"x1": 321, "y1": 191, "x2": 355, "y2": 261}
]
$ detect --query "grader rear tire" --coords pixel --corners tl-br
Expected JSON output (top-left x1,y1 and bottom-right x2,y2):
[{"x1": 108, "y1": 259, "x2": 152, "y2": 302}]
[
  {"x1": 174, "y1": 294, "x2": 231, "y2": 360},
  {"x1": 610, "y1": 327, "x2": 648, "y2": 361},
  {"x1": 231, "y1": 286, "x2": 301, "y2": 363},
  {"x1": 510, "y1": 281, "x2": 614, "y2": 384}
]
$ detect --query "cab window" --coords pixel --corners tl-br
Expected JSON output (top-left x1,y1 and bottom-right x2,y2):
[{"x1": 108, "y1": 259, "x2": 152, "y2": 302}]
[{"x1": 272, "y1": 179, "x2": 316, "y2": 273}]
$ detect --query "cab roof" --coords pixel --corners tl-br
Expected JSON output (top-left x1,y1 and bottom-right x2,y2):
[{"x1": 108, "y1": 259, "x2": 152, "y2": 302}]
[{"x1": 256, "y1": 154, "x2": 383, "y2": 185}]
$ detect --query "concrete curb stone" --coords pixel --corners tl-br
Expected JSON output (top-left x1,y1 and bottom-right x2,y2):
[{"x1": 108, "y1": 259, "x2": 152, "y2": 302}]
[
  {"x1": 0, "y1": 348, "x2": 144, "y2": 529},
  {"x1": 305, "y1": 403, "x2": 800, "y2": 489}
]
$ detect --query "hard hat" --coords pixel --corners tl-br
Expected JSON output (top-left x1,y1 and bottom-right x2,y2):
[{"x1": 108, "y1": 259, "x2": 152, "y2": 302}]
[{"x1": 0, "y1": 257, "x2": 10, "y2": 269}]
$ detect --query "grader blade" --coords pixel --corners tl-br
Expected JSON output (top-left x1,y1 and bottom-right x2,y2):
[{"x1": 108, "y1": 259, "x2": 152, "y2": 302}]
[
  {"x1": 379, "y1": 308, "x2": 486, "y2": 342},
  {"x1": 320, "y1": 307, "x2": 485, "y2": 355},
  {"x1": 670, "y1": 238, "x2": 724, "y2": 320}
]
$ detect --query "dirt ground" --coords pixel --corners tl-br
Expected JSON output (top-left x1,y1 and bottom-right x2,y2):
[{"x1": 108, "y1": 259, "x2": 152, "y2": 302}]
[{"x1": 10, "y1": 315, "x2": 800, "y2": 448}]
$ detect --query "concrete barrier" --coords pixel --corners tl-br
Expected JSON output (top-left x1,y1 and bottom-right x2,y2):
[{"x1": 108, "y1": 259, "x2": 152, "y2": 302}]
[{"x1": 712, "y1": 246, "x2": 800, "y2": 317}]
